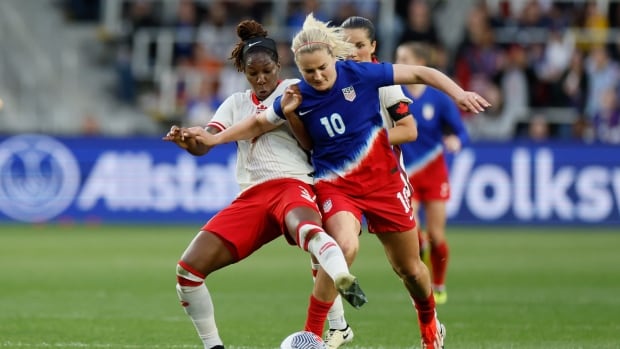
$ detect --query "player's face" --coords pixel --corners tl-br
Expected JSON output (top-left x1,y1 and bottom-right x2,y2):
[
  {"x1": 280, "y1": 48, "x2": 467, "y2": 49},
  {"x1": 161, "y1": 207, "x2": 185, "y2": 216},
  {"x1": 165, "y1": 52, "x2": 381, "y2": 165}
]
[
  {"x1": 296, "y1": 48, "x2": 337, "y2": 92},
  {"x1": 395, "y1": 46, "x2": 420, "y2": 65},
  {"x1": 343, "y1": 28, "x2": 375, "y2": 63},
  {"x1": 244, "y1": 52, "x2": 281, "y2": 100}
]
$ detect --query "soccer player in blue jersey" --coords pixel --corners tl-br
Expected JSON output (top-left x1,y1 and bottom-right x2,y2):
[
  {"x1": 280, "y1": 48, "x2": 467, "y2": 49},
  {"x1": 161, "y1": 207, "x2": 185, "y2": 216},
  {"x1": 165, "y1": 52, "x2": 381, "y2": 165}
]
[
  {"x1": 316, "y1": 15, "x2": 418, "y2": 349},
  {"x1": 396, "y1": 41, "x2": 470, "y2": 306},
  {"x1": 184, "y1": 13, "x2": 489, "y2": 349}
]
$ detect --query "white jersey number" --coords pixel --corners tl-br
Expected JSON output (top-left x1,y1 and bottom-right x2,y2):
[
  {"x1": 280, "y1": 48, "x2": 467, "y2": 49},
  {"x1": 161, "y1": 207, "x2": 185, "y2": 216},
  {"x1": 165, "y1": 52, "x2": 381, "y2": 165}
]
[{"x1": 320, "y1": 113, "x2": 346, "y2": 137}]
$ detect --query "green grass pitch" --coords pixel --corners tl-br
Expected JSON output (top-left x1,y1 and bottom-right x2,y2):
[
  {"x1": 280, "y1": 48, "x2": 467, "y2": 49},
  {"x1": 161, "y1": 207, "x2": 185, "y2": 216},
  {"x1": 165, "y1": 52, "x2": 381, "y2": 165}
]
[{"x1": 1, "y1": 224, "x2": 619, "y2": 348}]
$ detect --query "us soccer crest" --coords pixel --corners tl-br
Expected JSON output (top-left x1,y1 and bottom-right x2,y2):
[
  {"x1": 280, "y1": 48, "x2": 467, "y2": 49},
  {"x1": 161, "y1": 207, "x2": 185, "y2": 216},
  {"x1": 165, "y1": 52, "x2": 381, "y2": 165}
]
[{"x1": 342, "y1": 86, "x2": 356, "y2": 101}]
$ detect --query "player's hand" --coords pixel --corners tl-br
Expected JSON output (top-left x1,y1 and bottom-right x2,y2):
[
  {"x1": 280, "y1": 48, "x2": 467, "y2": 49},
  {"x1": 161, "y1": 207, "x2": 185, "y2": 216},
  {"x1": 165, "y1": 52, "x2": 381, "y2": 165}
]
[
  {"x1": 163, "y1": 125, "x2": 193, "y2": 149},
  {"x1": 443, "y1": 134, "x2": 462, "y2": 153},
  {"x1": 182, "y1": 127, "x2": 217, "y2": 147},
  {"x1": 281, "y1": 84, "x2": 302, "y2": 116},
  {"x1": 455, "y1": 91, "x2": 491, "y2": 114}
]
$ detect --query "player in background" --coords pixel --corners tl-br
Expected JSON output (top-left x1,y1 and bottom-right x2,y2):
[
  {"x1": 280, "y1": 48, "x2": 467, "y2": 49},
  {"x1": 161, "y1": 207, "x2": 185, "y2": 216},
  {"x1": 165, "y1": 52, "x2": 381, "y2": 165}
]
[
  {"x1": 183, "y1": 14, "x2": 490, "y2": 349},
  {"x1": 163, "y1": 19, "x2": 366, "y2": 349},
  {"x1": 313, "y1": 15, "x2": 418, "y2": 349},
  {"x1": 395, "y1": 41, "x2": 470, "y2": 305}
]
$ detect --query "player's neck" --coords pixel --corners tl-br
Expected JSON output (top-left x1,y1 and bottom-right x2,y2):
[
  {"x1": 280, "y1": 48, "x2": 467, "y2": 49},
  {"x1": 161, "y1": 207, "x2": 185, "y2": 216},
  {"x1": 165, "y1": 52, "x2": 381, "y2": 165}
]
[{"x1": 407, "y1": 84, "x2": 426, "y2": 98}]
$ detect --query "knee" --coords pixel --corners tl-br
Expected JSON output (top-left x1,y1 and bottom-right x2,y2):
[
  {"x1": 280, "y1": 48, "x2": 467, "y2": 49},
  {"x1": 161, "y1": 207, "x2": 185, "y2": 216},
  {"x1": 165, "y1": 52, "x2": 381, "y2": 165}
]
[
  {"x1": 393, "y1": 260, "x2": 426, "y2": 284},
  {"x1": 176, "y1": 261, "x2": 205, "y2": 290},
  {"x1": 336, "y1": 238, "x2": 359, "y2": 264}
]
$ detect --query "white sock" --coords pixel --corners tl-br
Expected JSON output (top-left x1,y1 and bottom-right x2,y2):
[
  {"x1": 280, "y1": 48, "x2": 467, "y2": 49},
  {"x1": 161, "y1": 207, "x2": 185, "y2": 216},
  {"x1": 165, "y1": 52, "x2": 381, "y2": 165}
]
[
  {"x1": 176, "y1": 279, "x2": 223, "y2": 348},
  {"x1": 305, "y1": 230, "x2": 350, "y2": 281},
  {"x1": 327, "y1": 295, "x2": 348, "y2": 330}
]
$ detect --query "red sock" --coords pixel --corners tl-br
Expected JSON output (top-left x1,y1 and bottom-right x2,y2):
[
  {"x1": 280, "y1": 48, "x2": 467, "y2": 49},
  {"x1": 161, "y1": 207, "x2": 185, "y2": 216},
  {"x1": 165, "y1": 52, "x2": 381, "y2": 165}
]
[
  {"x1": 304, "y1": 295, "x2": 333, "y2": 337},
  {"x1": 430, "y1": 241, "x2": 449, "y2": 287},
  {"x1": 413, "y1": 294, "x2": 436, "y2": 324}
]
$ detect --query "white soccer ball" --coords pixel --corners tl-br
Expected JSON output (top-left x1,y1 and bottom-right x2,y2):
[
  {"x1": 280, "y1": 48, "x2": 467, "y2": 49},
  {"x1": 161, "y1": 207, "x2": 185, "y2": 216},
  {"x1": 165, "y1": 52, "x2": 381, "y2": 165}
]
[{"x1": 280, "y1": 331, "x2": 327, "y2": 349}]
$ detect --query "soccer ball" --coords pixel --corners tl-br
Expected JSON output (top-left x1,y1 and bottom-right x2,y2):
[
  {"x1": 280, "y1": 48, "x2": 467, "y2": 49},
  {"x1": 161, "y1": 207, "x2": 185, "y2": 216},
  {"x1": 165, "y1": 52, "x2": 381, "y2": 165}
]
[{"x1": 280, "y1": 331, "x2": 327, "y2": 349}]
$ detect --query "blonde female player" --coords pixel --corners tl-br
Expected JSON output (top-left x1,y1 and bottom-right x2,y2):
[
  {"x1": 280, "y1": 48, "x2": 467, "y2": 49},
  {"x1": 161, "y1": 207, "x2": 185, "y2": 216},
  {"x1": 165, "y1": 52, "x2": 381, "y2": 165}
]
[
  {"x1": 184, "y1": 14, "x2": 489, "y2": 349},
  {"x1": 315, "y1": 15, "x2": 419, "y2": 348},
  {"x1": 164, "y1": 19, "x2": 365, "y2": 349}
]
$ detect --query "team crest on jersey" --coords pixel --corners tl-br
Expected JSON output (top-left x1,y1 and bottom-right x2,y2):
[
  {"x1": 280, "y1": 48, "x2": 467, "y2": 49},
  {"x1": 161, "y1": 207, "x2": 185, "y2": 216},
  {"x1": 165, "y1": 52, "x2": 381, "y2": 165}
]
[
  {"x1": 256, "y1": 104, "x2": 268, "y2": 113},
  {"x1": 322, "y1": 198, "x2": 333, "y2": 213},
  {"x1": 422, "y1": 103, "x2": 435, "y2": 120},
  {"x1": 342, "y1": 86, "x2": 356, "y2": 102}
]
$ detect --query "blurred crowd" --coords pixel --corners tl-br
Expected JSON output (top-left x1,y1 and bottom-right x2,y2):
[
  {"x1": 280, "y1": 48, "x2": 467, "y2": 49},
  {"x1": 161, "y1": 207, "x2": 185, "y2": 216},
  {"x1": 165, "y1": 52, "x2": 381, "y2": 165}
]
[{"x1": 63, "y1": 0, "x2": 620, "y2": 144}]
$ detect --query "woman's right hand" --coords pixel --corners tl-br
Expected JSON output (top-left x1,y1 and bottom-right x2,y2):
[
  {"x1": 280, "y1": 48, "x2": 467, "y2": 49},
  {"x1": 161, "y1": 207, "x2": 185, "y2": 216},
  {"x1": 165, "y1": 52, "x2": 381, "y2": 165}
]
[
  {"x1": 182, "y1": 126, "x2": 218, "y2": 147},
  {"x1": 163, "y1": 125, "x2": 193, "y2": 149},
  {"x1": 281, "y1": 84, "x2": 302, "y2": 116}
]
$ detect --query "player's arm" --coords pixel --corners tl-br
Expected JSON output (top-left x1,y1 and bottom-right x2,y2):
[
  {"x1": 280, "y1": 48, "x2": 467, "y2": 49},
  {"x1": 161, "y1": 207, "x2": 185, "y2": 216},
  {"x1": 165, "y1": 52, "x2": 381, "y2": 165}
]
[
  {"x1": 163, "y1": 125, "x2": 216, "y2": 156},
  {"x1": 281, "y1": 84, "x2": 313, "y2": 151},
  {"x1": 392, "y1": 64, "x2": 490, "y2": 113},
  {"x1": 386, "y1": 101, "x2": 417, "y2": 145},
  {"x1": 183, "y1": 112, "x2": 279, "y2": 146}
]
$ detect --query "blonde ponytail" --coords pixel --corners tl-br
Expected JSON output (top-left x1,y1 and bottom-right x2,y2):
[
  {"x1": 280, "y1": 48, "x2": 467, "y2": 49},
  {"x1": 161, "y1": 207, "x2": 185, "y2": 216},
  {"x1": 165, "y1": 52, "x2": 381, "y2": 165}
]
[{"x1": 291, "y1": 13, "x2": 355, "y2": 61}]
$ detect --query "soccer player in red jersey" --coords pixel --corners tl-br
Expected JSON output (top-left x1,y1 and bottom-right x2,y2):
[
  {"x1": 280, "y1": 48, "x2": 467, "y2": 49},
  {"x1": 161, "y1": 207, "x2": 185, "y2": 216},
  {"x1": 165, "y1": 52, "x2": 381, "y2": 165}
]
[{"x1": 163, "y1": 19, "x2": 365, "y2": 349}]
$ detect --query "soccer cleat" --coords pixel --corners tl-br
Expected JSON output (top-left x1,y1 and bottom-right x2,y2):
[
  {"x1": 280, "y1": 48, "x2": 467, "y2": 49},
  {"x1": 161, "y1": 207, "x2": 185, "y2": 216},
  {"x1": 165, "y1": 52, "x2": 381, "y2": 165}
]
[
  {"x1": 334, "y1": 273, "x2": 367, "y2": 309},
  {"x1": 210, "y1": 346, "x2": 225, "y2": 349},
  {"x1": 420, "y1": 317, "x2": 446, "y2": 349},
  {"x1": 324, "y1": 325, "x2": 354, "y2": 349},
  {"x1": 433, "y1": 290, "x2": 448, "y2": 305}
]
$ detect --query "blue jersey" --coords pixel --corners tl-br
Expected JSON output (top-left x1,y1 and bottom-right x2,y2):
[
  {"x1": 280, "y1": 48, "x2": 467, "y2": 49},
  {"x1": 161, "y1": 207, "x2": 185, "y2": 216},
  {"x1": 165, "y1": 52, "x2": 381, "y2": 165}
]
[
  {"x1": 400, "y1": 86, "x2": 469, "y2": 174},
  {"x1": 271, "y1": 60, "x2": 396, "y2": 181}
]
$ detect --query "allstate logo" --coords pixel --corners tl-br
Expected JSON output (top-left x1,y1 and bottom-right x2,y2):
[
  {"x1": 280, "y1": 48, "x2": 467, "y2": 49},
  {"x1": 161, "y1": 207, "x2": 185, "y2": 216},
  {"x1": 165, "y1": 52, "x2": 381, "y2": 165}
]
[{"x1": 0, "y1": 134, "x2": 80, "y2": 222}]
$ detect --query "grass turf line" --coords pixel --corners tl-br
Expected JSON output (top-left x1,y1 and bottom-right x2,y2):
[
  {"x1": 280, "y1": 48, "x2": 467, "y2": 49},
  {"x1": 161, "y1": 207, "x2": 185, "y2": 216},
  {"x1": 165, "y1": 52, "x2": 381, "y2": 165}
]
[{"x1": 0, "y1": 225, "x2": 618, "y2": 348}]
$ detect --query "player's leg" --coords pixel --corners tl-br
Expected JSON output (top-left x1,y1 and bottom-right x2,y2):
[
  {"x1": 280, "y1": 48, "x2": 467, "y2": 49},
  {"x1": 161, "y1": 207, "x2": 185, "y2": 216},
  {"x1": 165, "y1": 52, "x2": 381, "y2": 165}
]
[
  {"x1": 376, "y1": 229, "x2": 445, "y2": 349},
  {"x1": 304, "y1": 211, "x2": 362, "y2": 337},
  {"x1": 285, "y1": 206, "x2": 353, "y2": 287},
  {"x1": 281, "y1": 182, "x2": 366, "y2": 311},
  {"x1": 411, "y1": 198, "x2": 430, "y2": 265},
  {"x1": 310, "y1": 256, "x2": 354, "y2": 349},
  {"x1": 176, "y1": 230, "x2": 235, "y2": 349},
  {"x1": 424, "y1": 200, "x2": 449, "y2": 304}
]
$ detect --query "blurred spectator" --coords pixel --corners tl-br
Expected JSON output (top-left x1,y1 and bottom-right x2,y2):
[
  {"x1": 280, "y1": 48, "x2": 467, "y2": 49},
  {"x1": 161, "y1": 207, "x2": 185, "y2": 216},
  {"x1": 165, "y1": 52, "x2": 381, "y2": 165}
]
[
  {"x1": 224, "y1": 0, "x2": 272, "y2": 24},
  {"x1": 575, "y1": 0, "x2": 609, "y2": 51},
  {"x1": 464, "y1": 82, "x2": 523, "y2": 141},
  {"x1": 558, "y1": 50, "x2": 589, "y2": 114},
  {"x1": 286, "y1": 0, "x2": 329, "y2": 34},
  {"x1": 115, "y1": 1, "x2": 160, "y2": 103},
  {"x1": 454, "y1": 5, "x2": 505, "y2": 91},
  {"x1": 397, "y1": 0, "x2": 440, "y2": 46},
  {"x1": 197, "y1": 1, "x2": 237, "y2": 63},
  {"x1": 528, "y1": 113, "x2": 550, "y2": 142},
  {"x1": 193, "y1": 43, "x2": 224, "y2": 79},
  {"x1": 172, "y1": 0, "x2": 199, "y2": 65},
  {"x1": 498, "y1": 44, "x2": 529, "y2": 118},
  {"x1": 80, "y1": 112, "x2": 102, "y2": 136},
  {"x1": 184, "y1": 77, "x2": 222, "y2": 127},
  {"x1": 591, "y1": 88, "x2": 620, "y2": 144},
  {"x1": 584, "y1": 45, "x2": 620, "y2": 118}
]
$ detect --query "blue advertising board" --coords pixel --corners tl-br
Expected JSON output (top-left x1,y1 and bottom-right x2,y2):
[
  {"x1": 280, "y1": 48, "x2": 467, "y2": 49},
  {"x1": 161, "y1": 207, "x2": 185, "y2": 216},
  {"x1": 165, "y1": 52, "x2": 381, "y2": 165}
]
[{"x1": 0, "y1": 134, "x2": 618, "y2": 225}]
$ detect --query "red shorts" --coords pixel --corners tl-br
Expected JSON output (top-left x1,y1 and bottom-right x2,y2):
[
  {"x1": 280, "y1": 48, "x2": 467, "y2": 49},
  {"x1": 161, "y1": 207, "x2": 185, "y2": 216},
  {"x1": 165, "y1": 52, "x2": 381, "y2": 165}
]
[
  {"x1": 409, "y1": 154, "x2": 450, "y2": 202},
  {"x1": 202, "y1": 178, "x2": 319, "y2": 261},
  {"x1": 315, "y1": 168, "x2": 416, "y2": 234}
]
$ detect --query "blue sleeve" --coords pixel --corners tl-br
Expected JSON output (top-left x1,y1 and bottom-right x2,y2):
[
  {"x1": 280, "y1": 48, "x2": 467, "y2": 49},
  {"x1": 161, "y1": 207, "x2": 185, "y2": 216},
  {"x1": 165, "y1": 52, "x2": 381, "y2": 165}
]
[
  {"x1": 272, "y1": 95, "x2": 285, "y2": 120},
  {"x1": 353, "y1": 61, "x2": 394, "y2": 87},
  {"x1": 440, "y1": 92, "x2": 469, "y2": 146}
]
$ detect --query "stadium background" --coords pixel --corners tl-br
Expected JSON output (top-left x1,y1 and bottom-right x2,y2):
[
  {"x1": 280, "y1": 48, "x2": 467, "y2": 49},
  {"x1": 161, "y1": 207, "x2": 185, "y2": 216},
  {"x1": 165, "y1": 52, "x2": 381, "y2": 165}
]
[
  {"x1": 1, "y1": 0, "x2": 619, "y2": 225},
  {"x1": 1, "y1": 1, "x2": 619, "y2": 348}
]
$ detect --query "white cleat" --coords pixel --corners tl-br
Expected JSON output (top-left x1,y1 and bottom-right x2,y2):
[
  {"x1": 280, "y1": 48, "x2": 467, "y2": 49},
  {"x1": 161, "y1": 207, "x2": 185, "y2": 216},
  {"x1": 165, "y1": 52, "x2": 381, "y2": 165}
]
[{"x1": 324, "y1": 325, "x2": 354, "y2": 349}]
